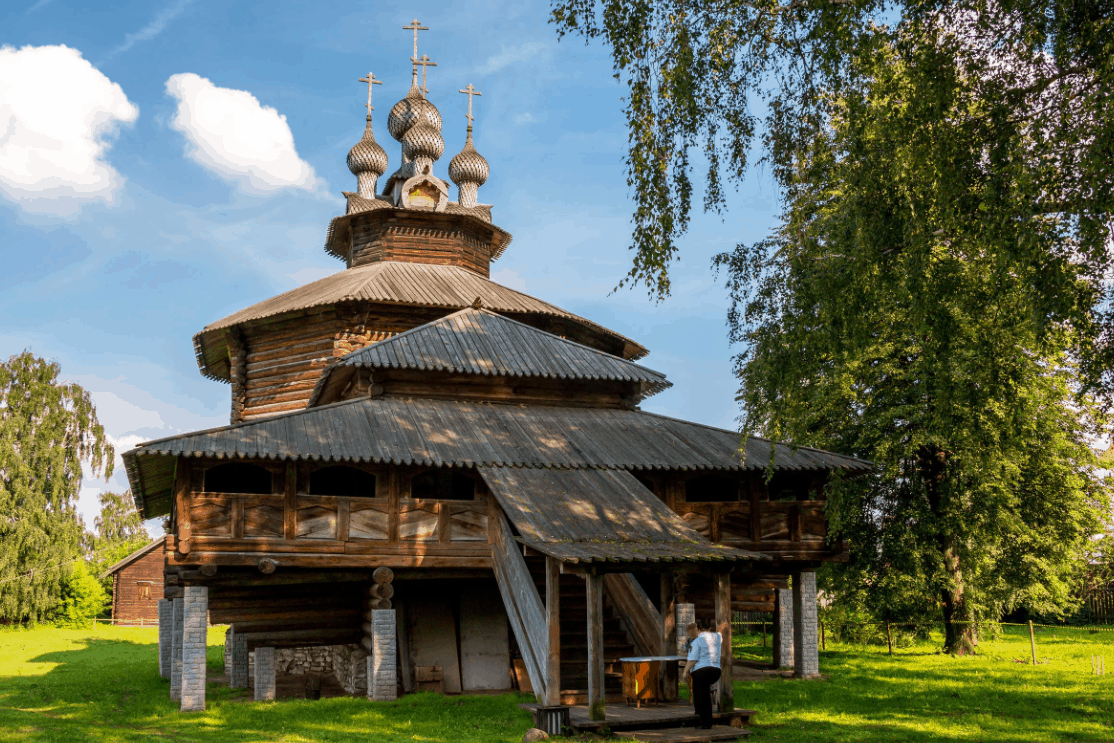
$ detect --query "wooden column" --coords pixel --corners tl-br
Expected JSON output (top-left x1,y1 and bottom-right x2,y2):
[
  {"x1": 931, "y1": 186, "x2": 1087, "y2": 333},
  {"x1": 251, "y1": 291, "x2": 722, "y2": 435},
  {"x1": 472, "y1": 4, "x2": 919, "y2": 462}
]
[
  {"x1": 283, "y1": 461, "x2": 297, "y2": 540},
  {"x1": 175, "y1": 460, "x2": 191, "y2": 555},
  {"x1": 586, "y1": 572, "x2": 605, "y2": 720},
  {"x1": 661, "y1": 572, "x2": 678, "y2": 701},
  {"x1": 714, "y1": 572, "x2": 734, "y2": 712},
  {"x1": 545, "y1": 556, "x2": 562, "y2": 706}
]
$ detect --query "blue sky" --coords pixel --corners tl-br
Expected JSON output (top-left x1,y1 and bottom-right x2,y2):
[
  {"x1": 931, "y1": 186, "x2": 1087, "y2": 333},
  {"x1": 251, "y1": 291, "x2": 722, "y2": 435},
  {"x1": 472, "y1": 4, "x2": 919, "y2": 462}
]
[{"x1": 1, "y1": 0, "x2": 782, "y2": 534}]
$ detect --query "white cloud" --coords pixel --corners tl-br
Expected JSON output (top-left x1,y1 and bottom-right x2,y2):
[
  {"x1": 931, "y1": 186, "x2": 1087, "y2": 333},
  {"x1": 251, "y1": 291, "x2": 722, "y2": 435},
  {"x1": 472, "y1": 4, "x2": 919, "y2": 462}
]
[
  {"x1": 166, "y1": 73, "x2": 319, "y2": 194},
  {"x1": 25, "y1": 0, "x2": 53, "y2": 14},
  {"x1": 0, "y1": 45, "x2": 138, "y2": 215},
  {"x1": 475, "y1": 41, "x2": 553, "y2": 75},
  {"x1": 513, "y1": 112, "x2": 540, "y2": 126},
  {"x1": 106, "y1": 0, "x2": 193, "y2": 60}
]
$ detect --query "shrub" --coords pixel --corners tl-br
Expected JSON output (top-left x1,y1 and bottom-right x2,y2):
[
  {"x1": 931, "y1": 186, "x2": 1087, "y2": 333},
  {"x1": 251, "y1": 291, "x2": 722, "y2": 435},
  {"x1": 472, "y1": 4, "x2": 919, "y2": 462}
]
[{"x1": 53, "y1": 562, "x2": 108, "y2": 627}]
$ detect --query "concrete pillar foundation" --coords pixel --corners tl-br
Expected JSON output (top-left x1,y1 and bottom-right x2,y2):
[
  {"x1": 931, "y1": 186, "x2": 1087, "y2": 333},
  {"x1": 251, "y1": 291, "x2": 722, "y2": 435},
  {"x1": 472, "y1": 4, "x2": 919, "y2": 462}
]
[
  {"x1": 254, "y1": 647, "x2": 276, "y2": 701},
  {"x1": 793, "y1": 571, "x2": 819, "y2": 678},
  {"x1": 230, "y1": 632, "x2": 249, "y2": 689},
  {"x1": 181, "y1": 586, "x2": 208, "y2": 712},
  {"x1": 367, "y1": 609, "x2": 397, "y2": 701},
  {"x1": 773, "y1": 588, "x2": 795, "y2": 669},
  {"x1": 675, "y1": 603, "x2": 695, "y2": 655},
  {"x1": 157, "y1": 599, "x2": 172, "y2": 679},
  {"x1": 170, "y1": 598, "x2": 184, "y2": 700}
]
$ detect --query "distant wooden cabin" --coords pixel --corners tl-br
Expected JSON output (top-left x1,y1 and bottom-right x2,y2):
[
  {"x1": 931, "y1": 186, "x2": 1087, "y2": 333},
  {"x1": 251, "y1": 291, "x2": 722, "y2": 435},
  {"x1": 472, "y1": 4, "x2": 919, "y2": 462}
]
[{"x1": 103, "y1": 537, "x2": 166, "y2": 625}]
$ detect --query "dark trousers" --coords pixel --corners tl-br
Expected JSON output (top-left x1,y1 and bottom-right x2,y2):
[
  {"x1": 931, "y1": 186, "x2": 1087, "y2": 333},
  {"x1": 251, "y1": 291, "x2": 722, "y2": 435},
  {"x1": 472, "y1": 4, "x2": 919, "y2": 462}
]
[{"x1": 690, "y1": 666, "x2": 721, "y2": 728}]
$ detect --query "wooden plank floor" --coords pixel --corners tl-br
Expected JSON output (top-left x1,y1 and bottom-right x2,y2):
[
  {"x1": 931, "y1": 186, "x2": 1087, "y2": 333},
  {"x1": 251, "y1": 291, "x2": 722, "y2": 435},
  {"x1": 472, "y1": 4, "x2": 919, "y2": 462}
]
[
  {"x1": 615, "y1": 726, "x2": 748, "y2": 742},
  {"x1": 519, "y1": 702, "x2": 756, "y2": 733}
]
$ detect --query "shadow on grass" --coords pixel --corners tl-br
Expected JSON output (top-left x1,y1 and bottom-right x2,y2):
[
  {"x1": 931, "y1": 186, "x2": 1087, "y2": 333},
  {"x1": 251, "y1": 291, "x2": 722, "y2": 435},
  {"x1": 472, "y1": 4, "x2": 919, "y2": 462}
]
[
  {"x1": 1, "y1": 634, "x2": 537, "y2": 743},
  {"x1": 733, "y1": 650, "x2": 1114, "y2": 742}
]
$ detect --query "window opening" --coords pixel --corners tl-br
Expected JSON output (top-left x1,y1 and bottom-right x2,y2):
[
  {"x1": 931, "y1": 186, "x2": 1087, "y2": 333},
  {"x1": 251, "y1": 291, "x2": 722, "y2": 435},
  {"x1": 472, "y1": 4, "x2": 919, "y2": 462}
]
[
  {"x1": 410, "y1": 469, "x2": 475, "y2": 500},
  {"x1": 310, "y1": 466, "x2": 378, "y2": 497},
  {"x1": 204, "y1": 462, "x2": 272, "y2": 494},
  {"x1": 684, "y1": 474, "x2": 739, "y2": 502}
]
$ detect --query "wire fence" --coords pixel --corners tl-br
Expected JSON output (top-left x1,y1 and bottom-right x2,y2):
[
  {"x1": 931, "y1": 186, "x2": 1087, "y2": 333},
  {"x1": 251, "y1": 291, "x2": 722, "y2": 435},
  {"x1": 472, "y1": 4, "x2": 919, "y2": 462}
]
[{"x1": 730, "y1": 616, "x2": 1114, "y2": 673}]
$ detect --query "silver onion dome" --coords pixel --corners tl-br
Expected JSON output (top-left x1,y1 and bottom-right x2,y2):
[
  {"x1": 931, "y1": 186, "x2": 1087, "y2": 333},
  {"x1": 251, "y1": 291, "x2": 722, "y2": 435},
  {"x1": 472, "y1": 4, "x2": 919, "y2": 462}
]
[
  {"x1": 449, "y1": 132, "x2": 489, "y2": 187},
  {"x1": 347, "y1": 118, "x2": 389, "y2": 177},
  {"x1": 347, "y1": 117, "x2": 388, "y2": 199},
  {"x1": 449, "y1": 131, "x2": 488, "y2": 208},
  {"x1": 388, "y1": 82, "x2": 443, "y2": 143},
  {"x1": 401, "y1": 119, "x2": 445, "y2": 164}
]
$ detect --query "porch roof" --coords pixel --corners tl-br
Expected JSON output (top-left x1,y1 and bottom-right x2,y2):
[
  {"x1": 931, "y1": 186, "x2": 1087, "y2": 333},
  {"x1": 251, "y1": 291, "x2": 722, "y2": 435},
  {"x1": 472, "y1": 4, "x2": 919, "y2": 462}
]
[{"x1": 479, "y1": 466, "x2": 767, "y2": 564}]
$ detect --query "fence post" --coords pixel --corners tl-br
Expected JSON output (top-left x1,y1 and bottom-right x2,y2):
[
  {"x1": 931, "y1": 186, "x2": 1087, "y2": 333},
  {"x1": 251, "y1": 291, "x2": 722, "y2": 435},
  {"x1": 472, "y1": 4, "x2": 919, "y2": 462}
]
[
  {"x1": 762, "y1": 622, "x2": 767, "y2": 649},
  {"x1": 821, "y1": 621, "x2": 826, "y2": 651},
  {"x1": 885, "y1": 623, "x2": 893, "y2": 655},
  {"x1": 1028, "y1": 620, "x2": 1037, "y2": 666}
]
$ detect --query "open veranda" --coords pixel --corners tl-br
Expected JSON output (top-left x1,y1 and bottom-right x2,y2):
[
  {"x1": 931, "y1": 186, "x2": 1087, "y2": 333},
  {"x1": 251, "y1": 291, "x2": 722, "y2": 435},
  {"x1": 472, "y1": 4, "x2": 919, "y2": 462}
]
[{"x1": 1, "y1": 624, "x2": 1111, "y2": 742}]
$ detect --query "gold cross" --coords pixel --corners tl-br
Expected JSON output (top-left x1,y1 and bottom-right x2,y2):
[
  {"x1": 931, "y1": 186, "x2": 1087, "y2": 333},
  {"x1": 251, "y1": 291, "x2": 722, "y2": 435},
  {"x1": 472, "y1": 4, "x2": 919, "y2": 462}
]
[
  {"x1": 458, "y1": 84, "x2": 482, "y2": 127},
  {"x1": 358, "y1": 72, "x2": 382, "y2": 117},
  {"x1": 403, "y1": 19, "x2": 428, "y2": 80},
  {"x1": 414, "y1": 54, "x2": 437, "y2": 96}
]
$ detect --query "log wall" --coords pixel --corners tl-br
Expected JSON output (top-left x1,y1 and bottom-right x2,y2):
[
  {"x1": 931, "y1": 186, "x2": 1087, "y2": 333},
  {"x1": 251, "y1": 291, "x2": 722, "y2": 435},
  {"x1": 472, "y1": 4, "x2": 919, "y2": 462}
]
[
  {"x1": 236, "y1": 304, "x2": 456, "y2": 423},
  {"x1": 348, "y1": 212, "x2": 498, "y2": 277},
  {"x1": 111, "y1": 547, "x2": 165, "y2": 624}
]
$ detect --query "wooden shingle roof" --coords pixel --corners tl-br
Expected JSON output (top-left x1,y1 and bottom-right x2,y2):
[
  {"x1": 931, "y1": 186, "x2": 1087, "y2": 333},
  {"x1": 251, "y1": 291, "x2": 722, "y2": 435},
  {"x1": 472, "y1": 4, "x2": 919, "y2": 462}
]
[
  {"x1": 124, "y1": 396, "x2": 873, "y2": 518},
  {"x1": 307, "y1": 308, "x2": 671, "y2": 405},
  {"x1": 480, "y1": 467, "x2": 766, "y2": 564},
  {"x1": 99, "y1": 537, "x2": 166, "y2": 579},
  {"x1": 193, "y1": 262, "x2": 648, "y2": 380}
]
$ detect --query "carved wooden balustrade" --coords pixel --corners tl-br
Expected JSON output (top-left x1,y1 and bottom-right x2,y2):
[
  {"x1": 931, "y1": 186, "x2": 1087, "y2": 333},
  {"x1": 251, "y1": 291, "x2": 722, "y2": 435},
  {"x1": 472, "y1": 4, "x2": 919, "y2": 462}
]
[
  {"x1": 169, "y1": 459, "x2": 493, "y2": 569},
  {"x1": 674, "y1": 500, "x2": 841, "y2": 559}
]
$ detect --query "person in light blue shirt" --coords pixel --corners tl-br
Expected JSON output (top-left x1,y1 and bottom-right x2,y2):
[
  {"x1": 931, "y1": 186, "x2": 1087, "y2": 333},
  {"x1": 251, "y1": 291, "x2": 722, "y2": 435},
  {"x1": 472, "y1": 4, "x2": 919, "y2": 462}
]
[{"x1": 681, "y1": 619, "x2": 722, "y2": 729}]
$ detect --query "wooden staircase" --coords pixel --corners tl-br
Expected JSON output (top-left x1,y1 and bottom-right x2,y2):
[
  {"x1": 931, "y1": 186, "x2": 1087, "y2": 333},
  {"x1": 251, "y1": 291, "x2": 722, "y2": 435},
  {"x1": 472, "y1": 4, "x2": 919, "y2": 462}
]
[{"x1": 526, "y1": 556, "x2": 637, "y2": 702}]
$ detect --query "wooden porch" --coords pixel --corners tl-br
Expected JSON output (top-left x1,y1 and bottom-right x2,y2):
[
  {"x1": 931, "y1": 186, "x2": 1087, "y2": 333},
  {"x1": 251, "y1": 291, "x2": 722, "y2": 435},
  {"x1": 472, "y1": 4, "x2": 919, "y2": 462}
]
[{"x1": 519, "y1": 700, "x2": 756, "y2": 736}]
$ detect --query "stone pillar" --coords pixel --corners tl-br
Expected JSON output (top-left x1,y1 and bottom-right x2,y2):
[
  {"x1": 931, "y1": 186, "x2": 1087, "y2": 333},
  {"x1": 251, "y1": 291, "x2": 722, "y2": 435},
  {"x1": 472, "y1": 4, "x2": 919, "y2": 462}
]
[
  {"x1": 170, "y1": 598, "x2": 184, "y2": 700},
  {"x1": 181, "y1": 586, "x2": 208, "y2": 712},
  {"x1": 367, "y1": 609, "x2": 397, "y2": 701},
  {"x1": 773, "y1": 588, "x2": 794, "y2": 669},
  {"x1": 675, "y1": 603, "x2": 695, "y2": 654},
  {"x1": 157, "y1": 599, "x2": 172, "y2": 679},
  {"x1": 792, "y1": 571, "x2": 819, "y2": 678},
  {"x1": 230, "y1": 632, "x2": 249, "y2": 689},
  {"x1": 255, "y1": 646, "x2": 276, "y2": 701}
]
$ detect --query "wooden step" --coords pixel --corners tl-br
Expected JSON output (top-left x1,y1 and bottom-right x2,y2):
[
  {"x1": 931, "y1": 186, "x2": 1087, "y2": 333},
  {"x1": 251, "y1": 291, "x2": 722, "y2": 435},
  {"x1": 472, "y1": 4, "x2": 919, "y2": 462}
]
[{"x1": 614, "y1": 725, "x2": 747, "y2": 742}]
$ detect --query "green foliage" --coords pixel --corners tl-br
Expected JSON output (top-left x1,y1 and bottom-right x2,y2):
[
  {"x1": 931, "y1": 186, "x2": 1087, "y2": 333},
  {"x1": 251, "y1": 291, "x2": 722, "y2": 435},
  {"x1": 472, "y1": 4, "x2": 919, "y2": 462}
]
[
  {"x1": 550, "y1": 2, "x2": 1114, "y2": 359},
  {"x1": 52, "y1": 562, "x2": 108, "y2": 627},
  {"x1": 0, "y1": 351, "x2": 114, "y2": 623},
  {"x1": 713, "y1": 40, "x2": 1110, "y2": 649},
  {"x1": 85, "y1": 491, "x2": 150, "y2": 595},
  {"x1": 92, "y1": 491, "x2": 146, "y2": 546}
]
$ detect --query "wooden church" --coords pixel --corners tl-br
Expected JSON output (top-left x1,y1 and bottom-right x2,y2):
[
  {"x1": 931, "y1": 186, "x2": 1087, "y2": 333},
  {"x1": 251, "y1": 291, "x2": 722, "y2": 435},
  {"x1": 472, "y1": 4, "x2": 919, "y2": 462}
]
[{"x1": 124, "y1": 22, "x2": 870, "y2": 728}]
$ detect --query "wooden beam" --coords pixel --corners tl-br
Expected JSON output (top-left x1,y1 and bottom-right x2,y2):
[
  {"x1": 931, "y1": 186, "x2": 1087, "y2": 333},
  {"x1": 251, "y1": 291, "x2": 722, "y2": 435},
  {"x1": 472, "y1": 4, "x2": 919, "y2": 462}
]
[
  {"x1": 715, "y1": 572, "x2": 734, "y2": 713},
  {"x1": 489, "y1": 505, "x2": 547, "y2": 703},
  {"x1": 167, "y1": 550, "x2": 492, "y2": 570},
  {"x1": 661, "y1": 572, "x2": 678, "y2": 701},
  {"x1": 603, "y1": 573, "x2": 661, "y2": 656},
  {"x1": 545, "y1": 555, "x2": 561, "y2": 706},
  {"x1": 396, "y1": 601, "x2": 414, "y2": 693},
  {"x1": 284, "y1": 462, "x2": 297, "y2": 540},
  {"x1": 586, "y1": 572, "x2": 605, "y2": 721},
  {"x1": 175, "y1": 459, "x2": 192, "y2": 554}
]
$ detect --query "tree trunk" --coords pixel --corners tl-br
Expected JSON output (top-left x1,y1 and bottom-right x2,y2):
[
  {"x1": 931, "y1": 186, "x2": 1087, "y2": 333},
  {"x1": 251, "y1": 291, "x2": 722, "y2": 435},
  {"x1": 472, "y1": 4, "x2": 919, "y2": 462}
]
[
  {"x1": 939, "y1": 543, "x2": 976, "y2": 655},
  {"x1": 917, "y1": 445, "x2": 976, "y2": 656}
]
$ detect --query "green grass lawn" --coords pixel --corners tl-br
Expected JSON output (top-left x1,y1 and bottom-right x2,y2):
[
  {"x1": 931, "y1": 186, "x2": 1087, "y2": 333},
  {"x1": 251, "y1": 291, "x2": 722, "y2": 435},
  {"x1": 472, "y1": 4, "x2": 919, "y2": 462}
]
[{"x1": 0, "y1": 624, "x2": 1111, "y2": 742}]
